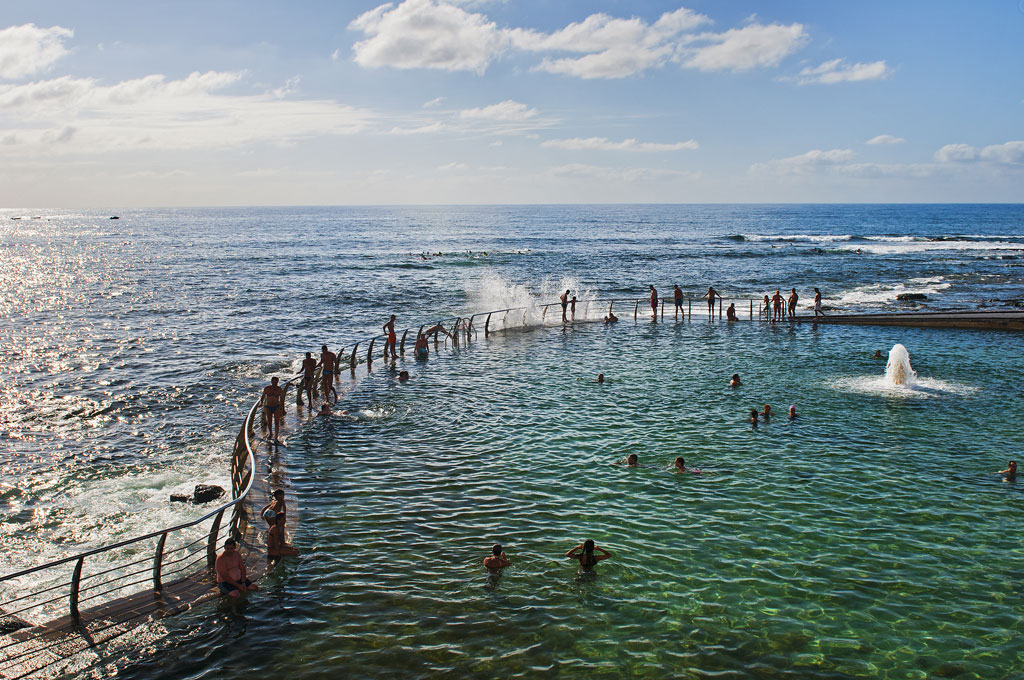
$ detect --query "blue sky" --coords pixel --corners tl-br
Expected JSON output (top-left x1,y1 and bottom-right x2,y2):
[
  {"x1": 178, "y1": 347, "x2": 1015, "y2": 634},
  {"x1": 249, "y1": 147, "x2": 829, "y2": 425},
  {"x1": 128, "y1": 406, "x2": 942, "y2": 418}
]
[{"x1": 0, "y1": 0, "x2": 1021, "y2": 206}]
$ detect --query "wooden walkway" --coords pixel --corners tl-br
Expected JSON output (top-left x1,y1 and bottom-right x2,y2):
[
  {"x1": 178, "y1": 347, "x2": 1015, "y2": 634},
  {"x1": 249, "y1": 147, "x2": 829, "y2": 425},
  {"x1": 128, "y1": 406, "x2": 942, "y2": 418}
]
[
  {"x1": 0, "y1": 387, "x2": 318, "y2": 679},
  {"x1": 791, "y1": 309, "x2": 1024, "y2": 331}
]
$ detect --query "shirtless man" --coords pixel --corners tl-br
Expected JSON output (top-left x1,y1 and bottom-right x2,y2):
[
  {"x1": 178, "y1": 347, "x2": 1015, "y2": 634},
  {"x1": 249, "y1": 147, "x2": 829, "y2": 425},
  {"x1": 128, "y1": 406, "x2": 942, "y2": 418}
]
[
  {"x1": 319, "y1": 345, "x2": 338, "y2": 402},
  {"x1": 703, "y1": 286, "x2": 719, "y2": 319},
  {"x1": 414, "y1": 332, "x2": 429, "y2": 359},
  {"x1": 383, "y1": 315, "x2": 398, "y2": 359},
  {"x1": 673, "y1": 284, "x2": 684, "y2": 319},
  {"x1": 258, "y1": 377, "x2": 284, "y2": 443},
  {"x1": 298, "y1": 352, "x2": 317, "y2": 408},
  {"x1": 649, "y1": 285, "x2": 658, "y2": 320},
  {"x1": 788, "y1": 288, "x2": 799, "y2": 319},
  {"x1": 215, "y1": 538, "x2": 258, "y2": 600},
  {"x1": 771, "y1": 289, "x2": 784, "y2": 322},
  {"x1": 560, "y1": 290, "x2": 570, "y2": 322},
  {"x1": 726, "y1": 303, "x2": 737, "y2": 321},
  {"x1": 484, "y1": 544, "x2": 512, "y2": 570}
]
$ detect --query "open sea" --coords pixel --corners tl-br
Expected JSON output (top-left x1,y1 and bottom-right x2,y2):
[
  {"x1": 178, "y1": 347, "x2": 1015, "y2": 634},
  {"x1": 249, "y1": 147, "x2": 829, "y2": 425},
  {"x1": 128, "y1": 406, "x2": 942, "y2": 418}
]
[{"x1": 2, "y1": 204, "x2": 1024, "y2": 678}]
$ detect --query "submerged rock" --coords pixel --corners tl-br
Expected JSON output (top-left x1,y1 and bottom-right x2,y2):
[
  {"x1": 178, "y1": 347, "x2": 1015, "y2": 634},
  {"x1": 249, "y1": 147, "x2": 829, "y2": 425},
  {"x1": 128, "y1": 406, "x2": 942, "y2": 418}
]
[
  {"x1": 897, "y1": 293, "x2": 927, "y2": 301},
  {"x1": 169, "y1": 493, "x2": 191, "y2": 503}
]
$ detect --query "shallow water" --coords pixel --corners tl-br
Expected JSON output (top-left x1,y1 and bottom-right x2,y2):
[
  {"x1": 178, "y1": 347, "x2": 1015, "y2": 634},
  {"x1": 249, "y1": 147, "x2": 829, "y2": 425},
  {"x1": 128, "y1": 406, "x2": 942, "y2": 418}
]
[{"x1": 2, "y1": 205, "x2": 1024, "y2": 677}]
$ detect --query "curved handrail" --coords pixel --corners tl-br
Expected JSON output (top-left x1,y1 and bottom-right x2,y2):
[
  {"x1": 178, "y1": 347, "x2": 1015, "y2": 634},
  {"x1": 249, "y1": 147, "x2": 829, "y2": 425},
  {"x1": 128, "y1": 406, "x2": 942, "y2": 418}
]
[{"x1": 0, "y1": 402, "x2": 260, "y2": 585}]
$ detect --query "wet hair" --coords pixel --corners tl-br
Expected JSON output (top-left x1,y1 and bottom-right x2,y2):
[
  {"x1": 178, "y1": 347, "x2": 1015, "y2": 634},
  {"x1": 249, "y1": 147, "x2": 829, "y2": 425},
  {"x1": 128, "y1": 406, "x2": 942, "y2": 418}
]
[
  {"x1": 306, "y1": 351, "x2": 312, "y2": 358},
  {"x1": 674, "y1": 457, "x2": 685, "y2": 468},
  {"x1": 321, "y1": 344, "x2": 327, "y2": 351},
  {"x1": 627, "y1": 453, "x2": 638, "y2": 464},
  {"x1": 763, "y1": 404, "x2": 771, "y2": 413},
  {"x1": 597, "y1": 373, "x2": 604, "y2": 383},
  {"x1": 1011, "y1": 460, "x2": 1018, "y2": 467},
  {"x1": 732, "y1": 374, "x2": 740, "y2": 380},
  {"x1": 492, "y1": 543, "x2": 503, "y2": 556},
  {"x1": 273, "y1": 489, "x2": 284, "y2": 499},
  {"x1": 750, "y1": 409, "x2": 759, "y2": 419},
  {"x1": 223, "y1": 538, "x2": 236, "y2": 547},
  {"x1": 581, "y1": 539, "x2": 597, "y2": 568},
  {"x1": 271, "y1": 376, "x2": 279, "y2": 384}
]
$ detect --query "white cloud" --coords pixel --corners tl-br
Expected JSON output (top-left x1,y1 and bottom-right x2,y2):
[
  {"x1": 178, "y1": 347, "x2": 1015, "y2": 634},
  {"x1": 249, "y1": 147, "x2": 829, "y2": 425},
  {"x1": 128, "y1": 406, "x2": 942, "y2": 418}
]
[
  {"x1": 541, "y1": 136, "x2": 698, "y2": 152},
  {"x1": 0, "y1": 71, "x2": 370, "y2": 155},
  {"x1": 750, "y1": 148, "x2": 856, "y2": 175},
  {"x1": 0, "y1": 24, "x2": 73, "y2": 79},
  {"x1": 681, "y1": 23, "x2": 807, "y2": 72},
  {"x1": 867, "y1": 134, "x2": 905, "y2": 145},
  {"x1": 794, "y1": 58, "x2": 891, "y2": 84},
  {"x1": 459, "y1": 99, "x2": 536, "y2": 121},
  {"x1": 349, "y1": 0, "x2": 509, "y2": 74},
  {"x1": 548, "y1": 163, "x2": 697, "y2": 182},
  {"x1": 330, "y1": 48, "x2": 341, "y2": 61},
  {"x1": 437, "y1": 161, "x2": 468, "y2": 170},
  {"x1": 348, "y1": 3, "x2": 822, "y2": 79},
  {"x1": 388, "y1": 122, "x2": 446, "y2": 134},
  {"x1": 935, "y1": 141, "x2": 1024, "y2": 164},
  {"x1": 423, "y1": 96, "x2": 445, "y2": 108}
]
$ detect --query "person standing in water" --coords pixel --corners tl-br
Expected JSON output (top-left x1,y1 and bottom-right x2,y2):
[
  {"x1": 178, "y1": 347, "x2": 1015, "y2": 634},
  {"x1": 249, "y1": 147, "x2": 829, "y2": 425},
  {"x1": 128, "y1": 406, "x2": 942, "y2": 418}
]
[
  {"x1": 319, "y1": 345, "x2": 338, "y2": 402},
  {"x1": 298, "y1": 351, "x2": 317, "y2": 408},
  {"x1": 813, "y1": 288, "x2": 825, "y2": 317},
  {"x1": 566, "y1": 539, "x2": 612, "y2": 570},
  {"x1": 771, "y1": 289, "x2": 784, "y2": 322},
  {"x1": 703, "y1": 286, "x2": 719, "y2": 319},
  {"x1": 726, "y1": 303, "x2": 737, "y2": 321},
  {"x1": 788, "y1": 288, "x2": 799, "y2": 319},
  {"x1": 730, "y1": 373, "x2": 741, "y2": 387},
  {"x1": 570, "y1": 296, "x2": 577, "y2": 321},
  {"x1": 649, "y1": 285, "x2": 658, "y2": 320},
  {"x1": 484, "y1": 544, "x2": 512, "y2": 570},
  {"x1": 258, "y1": 377, "x2": 284, "y2": 443},
  {"x1": 382, "y1": 315, "x2": 398, "y2": 359},
  {"x1": 673, "y1": 284, "x2": 684, "y2": 319},
  {"x1": 997, "y1": 461, "x2": 1017, "y2": 481},
  {"x1": 414, "y1": 332, "x2": 429, "y2": 359},
  {"x1": 749, "y1": 409, "x2": 759, "y2": 427},
  {"x1": 788, "y1": 405, "x2": 799, "y2": 420},
  {"x1": 560, "y1": 290, "x2": 570, "y2": 322}
]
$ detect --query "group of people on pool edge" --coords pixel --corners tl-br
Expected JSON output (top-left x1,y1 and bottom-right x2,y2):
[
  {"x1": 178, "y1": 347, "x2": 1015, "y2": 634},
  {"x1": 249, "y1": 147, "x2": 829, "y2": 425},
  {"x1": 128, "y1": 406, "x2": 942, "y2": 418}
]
[{"x1": 638, "y1": 284, "x2": 826, "y2": 321}]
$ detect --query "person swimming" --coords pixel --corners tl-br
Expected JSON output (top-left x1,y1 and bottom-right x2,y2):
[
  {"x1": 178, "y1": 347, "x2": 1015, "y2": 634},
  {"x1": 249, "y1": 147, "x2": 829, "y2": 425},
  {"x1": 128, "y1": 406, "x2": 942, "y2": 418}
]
[
  {"x1": 761, "y1": 404, "x2": 772, "y2": 420},
  {"x1": 398, "y1": 370, "x2": 410, "y2": 382},
  {"x1": 730, "y1": 373, "x2": 741, "y2": 387},
  {"x1": 483, "y1": 543, "x2": 512, "y2": 570},
  {"x1": 997, "y1": 460, "x2": 1017, "y2": 481},
  {"x1": 749, "y1": 409, "x2": 759, "y2": 426},
  {"x1": 597, "y1": 373, "x2": 605, "y2": 383},
  {"x1": 788, "y1": 404, "x2": 798, "y2": 420},
  {"x1": 566, "y1": 539, "x2": 611, "y2": 570},
  {"x1": 614, "y1": 453, "x2": 638, "y2": 467},
  {"x1": 673, "y1": 456, "x2": 701, "y2": 474}
]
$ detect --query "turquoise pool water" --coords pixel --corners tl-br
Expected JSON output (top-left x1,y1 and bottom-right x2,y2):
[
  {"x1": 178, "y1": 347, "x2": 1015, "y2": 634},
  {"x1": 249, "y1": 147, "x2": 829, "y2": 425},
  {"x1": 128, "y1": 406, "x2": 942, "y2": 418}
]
[{"x1": 129, "y1": 319, "x2": 1024, "y2": 679}]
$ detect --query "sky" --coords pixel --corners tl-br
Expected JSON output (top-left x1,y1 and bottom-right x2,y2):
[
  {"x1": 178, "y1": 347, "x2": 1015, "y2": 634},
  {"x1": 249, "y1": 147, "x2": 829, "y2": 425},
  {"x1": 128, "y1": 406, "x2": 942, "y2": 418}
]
[{"x1": 0, "y1": 0, "x2": 1022, "y2": 207}]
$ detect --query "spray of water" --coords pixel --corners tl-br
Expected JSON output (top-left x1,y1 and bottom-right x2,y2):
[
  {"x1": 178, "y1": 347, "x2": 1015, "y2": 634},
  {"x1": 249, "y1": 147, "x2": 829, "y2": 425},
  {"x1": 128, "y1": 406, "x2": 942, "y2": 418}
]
[
  {"x1": 885, "y1": 344, "x2": 917, "y2": 387},
  {"x1": 469, "y1": 273, "x2": 600, "y2": 330}
]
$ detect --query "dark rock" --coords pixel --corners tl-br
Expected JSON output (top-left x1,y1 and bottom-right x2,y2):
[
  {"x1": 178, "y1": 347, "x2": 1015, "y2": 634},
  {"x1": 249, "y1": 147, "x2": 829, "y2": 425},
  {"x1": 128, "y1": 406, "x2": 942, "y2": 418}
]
[
  {"x1": 934, "y1": 663, "x2": 966, "y2": 678},
  {"x1": 169, "y1": 493, "x2": 191, "y2": 503},
  {"x1": 0, "y1": 615, "x2": 30, "y2": 634},
  {"x1": 109, "y1": 216, "x2": 120, "y2": 219},
  {"x1": 192, "y1": 484, "x2": 225, "y2": 504},
  {"x1": 897, "y1": 293, "x2": 927, "y2": 301}
]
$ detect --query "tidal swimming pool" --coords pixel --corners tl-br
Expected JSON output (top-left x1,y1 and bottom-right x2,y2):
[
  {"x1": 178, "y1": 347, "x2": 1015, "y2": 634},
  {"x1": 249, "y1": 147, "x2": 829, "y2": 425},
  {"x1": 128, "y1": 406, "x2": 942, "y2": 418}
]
[{"x1": 128, "y1": 319, "x2": 1023, "y2": 679}]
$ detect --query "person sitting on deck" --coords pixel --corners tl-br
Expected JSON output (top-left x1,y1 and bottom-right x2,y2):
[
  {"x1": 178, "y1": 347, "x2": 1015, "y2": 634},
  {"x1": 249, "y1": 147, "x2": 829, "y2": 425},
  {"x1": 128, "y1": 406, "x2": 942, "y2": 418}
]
[
  {"x1": 730, "y1": 373, "x2": 741, "y2": 387},
  {"x1": 414, "y1": 333, "x2": 429, "y2": 359},
  {"x1": 215, "y1": 538, "x2": 258, "y2": 599},
  {"x1": 566, "y1": 539, "x2": 612, "y2": 570},
  {"x1": 268, "y1": 514, "x2": 299, "y2": 558},
  {"x1": 997, "y1": 460, "x2": 1017, "y2": 481},
  {"x1": 726, "y1": 303, "x2": 737, "y2": 321},
  {"x1": 484, "y1": 544, "x2": 512, "y2": 570}
]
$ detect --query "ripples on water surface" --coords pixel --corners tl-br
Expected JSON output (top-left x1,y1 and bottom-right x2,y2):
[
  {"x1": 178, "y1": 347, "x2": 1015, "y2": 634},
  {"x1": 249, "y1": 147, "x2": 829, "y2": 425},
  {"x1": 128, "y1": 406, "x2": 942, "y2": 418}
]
[{"x1": 1, "y1": 205, "x2": 1023, "y2": 677}]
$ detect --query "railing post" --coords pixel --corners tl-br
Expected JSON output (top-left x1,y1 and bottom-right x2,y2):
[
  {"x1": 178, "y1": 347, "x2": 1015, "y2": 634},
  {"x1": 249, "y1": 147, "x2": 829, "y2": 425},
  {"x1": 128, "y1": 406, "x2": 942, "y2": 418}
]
[
  {"x1": 207, "y1": 509, "x2": 225, "y2": 572},
  {"x1": 400, "y1": 329, "x2": 409, "y2": 355},
  {"x1": 366, "y1": 339, "x2": 375, "y2": 367},
  {"x1": 750, "y1": 300, "x2": 753, "y2": 320},
  {"x1": 484, "y1": 313, "x2": 491, "y2": 336},
  {"x1": 350, "y1": 343, "x2": 359, "y2": 371},
  {"x1": 719, "y1": 299, "x2": 723, "y2": 319},
  {"x1": 634, "y1": 299, "x2": 639, "y2": 320},
  {"x1": 688, "y1": 297, "x2": 691, "y2": 319},
  {"x1": 452, "y1": 318, "x2": 461, "y2": 347},
  {"x1": 660, "y1": 299, "x2": 664, "y2": 321},
  {"x1": 70, "y1": 555, "x2": 84, "y2": 623},
  {"x1": 154, "y1": 531, "x2": 168, "y2": 594},
  {"x1": 335, "y1": 350, "x2": 343, "y2": 381}
]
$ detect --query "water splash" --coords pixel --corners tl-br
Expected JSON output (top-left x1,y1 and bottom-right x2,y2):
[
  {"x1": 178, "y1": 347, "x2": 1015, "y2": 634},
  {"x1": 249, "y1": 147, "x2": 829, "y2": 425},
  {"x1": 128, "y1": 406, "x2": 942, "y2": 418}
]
[
  {"x1": 468, "y1": 273, "x2": 599, "y2": 330},
  {"x1": 885, "y1": 344, "x2": 916, "y2": 386}
]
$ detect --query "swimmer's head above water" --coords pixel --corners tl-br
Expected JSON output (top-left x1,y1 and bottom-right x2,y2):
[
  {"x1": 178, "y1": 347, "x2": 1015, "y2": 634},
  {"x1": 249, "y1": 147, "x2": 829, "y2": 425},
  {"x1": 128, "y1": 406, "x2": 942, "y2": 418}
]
[
  {"x1": 730, "y1": 373, "x2": 741, "y2": 387},
  {"x1": 597, "y1": 373, "x2": 604, "y2": 383},
  {"x1": 626, "y1": 453, "x2": 638, "y2": 467}
]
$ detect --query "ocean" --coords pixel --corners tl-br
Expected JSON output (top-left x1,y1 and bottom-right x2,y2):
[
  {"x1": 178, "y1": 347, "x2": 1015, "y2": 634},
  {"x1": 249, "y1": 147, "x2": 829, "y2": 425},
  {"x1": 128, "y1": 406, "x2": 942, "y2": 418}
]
[{"x1": 2, "y1": 204, "x2": 1023, "y2": 678}]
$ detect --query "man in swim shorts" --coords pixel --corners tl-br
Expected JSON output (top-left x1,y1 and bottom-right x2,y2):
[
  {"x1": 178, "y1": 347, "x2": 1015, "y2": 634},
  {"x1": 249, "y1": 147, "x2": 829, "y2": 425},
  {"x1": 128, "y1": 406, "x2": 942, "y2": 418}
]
[
  {"x1": 258, "y1": 377, "x2": 284, "y2": 443},
  {"x1": 215, "y1": 538, "x2": 258, "y2": 599},
  {"x1": 319, "y1": 345, "x2": 338, "y2": 402},
  {"x1": 649, "y1": 285, "x2": 658, "y2": 319},
  {"x1": 673, "y1": 284, "x2": 684, "y2": 319},
  {"x1": 788, "y1": 288, "x2": 799, "y2": 319},
  {"x1": 703, "y1": 286, "x2": 719, "y2": 319},
  {"x1": 298, "y1": 351, "x2": 317, "y2": 408},
  {"x1": 383, "y1": 315, "x2": 398, "y2": 359},
  {"x1": 560, "y1": 290, "x2": 570, "y2": 322}
]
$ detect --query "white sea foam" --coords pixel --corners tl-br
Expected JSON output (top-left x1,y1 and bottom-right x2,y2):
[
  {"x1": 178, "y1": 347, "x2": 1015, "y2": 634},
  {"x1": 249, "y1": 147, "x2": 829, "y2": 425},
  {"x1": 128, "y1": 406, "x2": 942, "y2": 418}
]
[
  {"x1": 831, "y1": 277, "x2": 951, "y2": 307},
  {"x1": 828, "y1": 375, "x2": 977, "y2": 398},
  {"x1": 836, "y1": 239, "x2": 1024, "y2": 255},
  {"x1": 469, "y1": 272, "x2": 600, "y2": 329}
]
